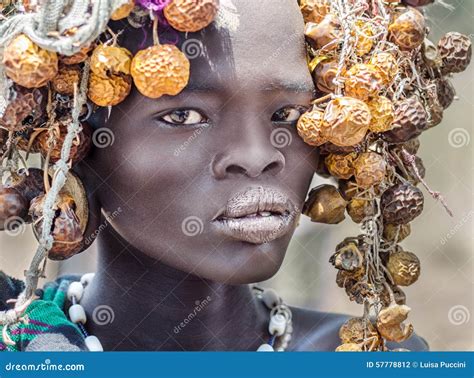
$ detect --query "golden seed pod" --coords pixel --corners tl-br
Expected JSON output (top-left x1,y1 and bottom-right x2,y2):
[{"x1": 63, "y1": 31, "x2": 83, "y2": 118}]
[
  {"x1": 164, "y1": 0, "x2": 219, "y2": 33},
  {"x1": 367, "y1": 96, "x2": 395, "y2": 133},
  {"x1": 52, "y1": 64, "x2": 81, "y2": 96},
  {"x1": 322, "y1": 97, "x2": 371, "y2": 147},
  {"x1": 353, "y1": 152, "x2": 386, "y2": 188},
  {"x1": 383, "y1": 223, "x2": 411, "y2": 243},
  {"x1": 438, "y1": 32, "x2": 472, "y2": 75},
  {"x1": 387, "y1": 249, "x2": 420, "y2": 287},
  {"x1": 376, "y1": 304, "x2": 414, "y2": 343},
  {"x1": 111, "y1": 0, "x2": 135, "y2": 20},
  {"x1": 304, "y1": 14, "x2": 342, "y2": 51},
  {"x1": 388, "y1": 7, "x2": 426, "y2": 51},
  {"x1": 347, "y1": 198, "x2": 375, "y2": 224},
  {"x1": 131, "y1": 44, "x2": 190, "y2": 99},
  {"x1": 87, "y1": 73, "x2": 132, "y2": 107},
  {"x1": 344, "y1": 63, "x2": 383, "y2": 102},
  {"x1": 3, "y1": 34, "x2": 58, "y2": 88},
  {"x1": 325, "y1": 153, "x2": 357, "y2": 180},
  {"x1": 296, "y1": 109, "x2": 326, "y2": 146},
  {"x1": 353, "y1": 20, "x2": 374, "y2": 57},
  {"x1": 90, "y1": 45, "x2": 132, "y2": 78},
  {"x1": 313, "y1": 59, "x2": 343, "y2": 94},
  {"x1": 335, "y1": 343, "x2": 363, "y2": 352},
  {"x1": 369, "y1": 52, "x2": 399, "y2": 86},
  {"x1": 339, "y1": 317, "x2": 379, "y2": 345},
  {"x1": 302, "y1": 184, "x2": 347, "y2": 224},
  {"x1": 60, "y1": 45, "x2": 92, "y2": 65},
  {"x1": 299, "y1": 0, "x2": 330, "y2": 24}
]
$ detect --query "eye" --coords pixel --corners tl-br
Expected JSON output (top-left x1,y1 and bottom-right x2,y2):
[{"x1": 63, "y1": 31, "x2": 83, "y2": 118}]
[
  {"x1": 271, "y1": 106, "x2": 308, "y2": 124},
  {"x1": 159, "y1": 109, "x2": 208, "y2": 126}
]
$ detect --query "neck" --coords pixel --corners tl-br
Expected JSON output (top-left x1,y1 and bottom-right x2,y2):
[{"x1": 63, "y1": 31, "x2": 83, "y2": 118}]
[{"x1": 81, "y1": 224, "x2": 270, "y2": 351}]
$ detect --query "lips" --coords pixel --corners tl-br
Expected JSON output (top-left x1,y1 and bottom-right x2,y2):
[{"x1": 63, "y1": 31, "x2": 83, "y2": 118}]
[{"x1": 211, "y1": 186, "x2": 298, "y2": 244}]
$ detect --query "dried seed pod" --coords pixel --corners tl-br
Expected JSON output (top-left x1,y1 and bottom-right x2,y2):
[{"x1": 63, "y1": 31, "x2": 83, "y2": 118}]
[
  {"x1": 436, "y1": 78, "x2": 455, "y2": 110},
  {"x1": 296, "y1": 109, "x2": 326, "y2": 146},
  {"x1": 3, "y1": 34, "x2": 58, "y2": 88},
  {"x1": 335, "y1": 343, "x2": 363, "y2": 352},
  {"x1": 387, "y1": 249, "x2": 420, "y2": 286},
  {"x1": 369, "y1": 52, "x2": 399, "y2": 86},
  {"x1": 313, "y1": 59, "x2": 342, "y2": 94},
  {"x1": 390, "y1": 138, "x2": 420, "y2": 156},
  {"x1": 380, "y1": 285, "x2": 407, "y2": 308},
  {"x1": 60, "y1": 45, "x2": 92, "y2": 65},
  {"x1": 383, "y1": 223, "x2": 411, "y2": 243},
  {"x1": 315, "y1": 153, "x2": 331, "y2": 178},
  {"x1": 90, "y1": 45, "x2": 132, "y2": 78},
  {"x1": 52, "y1": 64, "x2": 81, "y2": 96},
  {"x1": 164, "y1": 0, "x2": 219, "y2": 33},
  {"x1": 304, "y1": 14, "x2": 342, "y2": 50},
  {"x1": 330, "y1": 239, "x2": 364, "y2": 271},
  {"x1": 0, "y1": 86, "x2": 45, "y2": 131},
  {"x1": 131, "y1": 44, "x2": 190, "y2": 99},
  {"x1": 382, "y1": 96, "x2": 428, "y2": 144},
  {"x1": 320, "y1": 142, "x2": 361, "y2": 155},
  {"x1": 325, "y1": 153, "x2": 357, "y2": 180},
  {"x1": 367, "y1": 96, "x2": 395, "y2": 133},
  {"x1": 0, "y1": 186, "x2": 28, "y2": 230},
  {"x1": 354, "y1": 20, "x2": 374, "y2": 57},
  {"x1": 438, "y1": 32, "x2": 472, "y2": 75},
  {"x1": 422, "y1": 38, "x2": 442, "y2": 68},
  {"x1": 344, "y1": 63, "x2": 383, "y2": 101},
  {"x1": 322, "y1": 97, "x2": 371, "y2": 147},
  {"x1": 347, "y1": 198, "x2": 375, "y2": 224},
  {"x1": 402, "y1": 0, "x2": 434, "y2": 6},
  {"x1": 381, "y1": 183, "x2": 424, "y2": 225},
  {"x1": 88, "y1": 72, "x2": 132, "y2": 106},
  {"x1": 111, "y1": 0, "x2": 135, "y2": 20},
  {"x1": 339, "y1": 317, "x2": 379, "y2": 345},
  {"x1": 376, "y1": 304, "x2": 413, "y2": 343},
  {"x1": 425, "y1": 95, "x2": 443, "y2": 129},
  {"x1": 338, "y1": 178, "x2": 360, "y2": 201},
  {"x1": 303, "y1": 184, "x2": 347, "y2": 224},
  {"x1": 388, "y1": 7, "x2": 426, "y2": 51},
  {"x1": 6, "y1": 168, "x2": 45, "y2": 204},
  {"x1": 37, "y1": 118, "x2": 92, "y2": 166},
  {"x1": 353, "y1": 152, "x2": 386, "y2": 188},
  {"x1": 299, "y1": 0, "x2": 330, "y2": 23}
]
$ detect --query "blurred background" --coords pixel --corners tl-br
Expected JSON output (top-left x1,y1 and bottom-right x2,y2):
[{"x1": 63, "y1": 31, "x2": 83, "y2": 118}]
[{"x1": 1, "y1": 0, "x2": 472, "y2": 351}]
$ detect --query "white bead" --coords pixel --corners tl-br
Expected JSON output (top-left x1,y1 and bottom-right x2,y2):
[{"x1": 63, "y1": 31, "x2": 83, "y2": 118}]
[
  {"x1": 269, "y1": 314, "x2": 287, "y2": 336},
  {"x1": 69, "y1": 304, "x2": 87, "y2": 324},
  {"x1": 80, "y1": 273, "x2": 95, "y2": 287},
  {"x1": 283, "y1": 333, "x2": 292, "y2": 342},
  {"x1": 67, "y1": 282, "x2": 84, "y2": 302},
  {"x1": 261, "y1": 289, "x2": 280, "y2": 309},
  {"x1": 286, "y1": 323, "x2": 293, "y2": 334},
  {"x1": 257, "y1": 343, "x2": 274, "y2": 352},
  {"x1": 85, "y1": 335, "x2": 103, "y2": 352},
  {"x1": 276, "y1": 347, "x2": 285, "y2": 352}
]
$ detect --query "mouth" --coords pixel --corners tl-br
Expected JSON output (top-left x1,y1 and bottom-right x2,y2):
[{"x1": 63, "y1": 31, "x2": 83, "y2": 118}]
[{"x1": 211, "y1": 186, "x2": 298, "y2": 245}]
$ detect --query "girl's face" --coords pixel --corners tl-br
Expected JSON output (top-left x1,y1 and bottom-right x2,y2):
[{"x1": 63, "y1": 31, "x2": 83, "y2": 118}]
[{"x1": 79, "y1": 0, "x2": 318, "y2": 284}]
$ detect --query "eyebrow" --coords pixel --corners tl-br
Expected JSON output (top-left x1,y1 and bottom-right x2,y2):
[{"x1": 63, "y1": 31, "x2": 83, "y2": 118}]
[{"x1": 185, "y1": 79, "x2": 314, "y2": 93}]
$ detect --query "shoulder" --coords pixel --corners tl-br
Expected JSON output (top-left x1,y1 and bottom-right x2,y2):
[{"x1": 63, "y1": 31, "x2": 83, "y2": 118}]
[
  {"x1": 0, "y1": 271, "x2": 24, "y2": 311},
  {"x1": 288, "y1": 306, "x2": 429, "y2": 351}
]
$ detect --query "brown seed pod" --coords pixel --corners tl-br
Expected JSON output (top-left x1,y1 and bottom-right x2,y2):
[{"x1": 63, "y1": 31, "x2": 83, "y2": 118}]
[
  {"x1": 320, "y1": 142, "x2": 362, "y2": 155},
  {"x1": 335, "y1": 343, "x2": 363, "y2": 352},
  {"x1": 330, "y1": 238, "x2": 364, "y2": 272},
  {"x1": 164, "y1": 0, "x2": 219, "y2": 33},
  {"x1": 344, "y1": 64, "x2": 383, "y2": 102},
  {"x1": 390, "y1": 138, "x2": 420, "y2": 156},
  {"x1": 338, "y1": 178, "x2": 360, "y2": 201},
  {"x1": 402, "y1": 0, "x2": 434, "y2": 6},
  {"x1": 315, "y1": 153, "x2": 331, "y2": 178},
  {"x1": 381, "y1": 183, "x2": 424, "y2": 225},
  {"x1": 303, "y1": 184, "x2": 347, "y2": 224},
  {"x1": 339, "y1": 317, "x2": 379, "y2": 345},
  {"x1": 376, "y1": 304, "x2": 414, "y2": 343},
  {"x1": 60, "y1": 45, "x2": 93, "y2": 65},
  {"x1": 382, "y1": 96, "x2": 428, "y2": 144},
  {"x1": 3, "y1": 34, "x2": 58, "y2": 88},
  {"x1": 304, "y1": 14, "x2": 342, "y2": 50},
  {"x1": 347, "y1": 198, "x2": 375, "y2": 224},
  {"x1": 425, "y1": 93, "x2": 444, "y2": 129},
  {"x1": 353, "y1": 152, "x2": 386, "y2": 188},
  {"x1": 52, "y1": 64, "x2": 81, "y2": 96},
  {"x1": 369, "y1": 52, "x2": 399, "y2": 86},
  {"x1": 322, "y1": 97, "x2": 371, "y2": 147},
  {"x1": 296, "y1": 109, "x2": 326, "y2": 146},
  {"x1": 6, "y1": 168, "x2": 45, "y2": 204},
  {"x1": 0, "y1": 86, "x2": 45, "y2": 132},
  {"x1": 313, "y1": 59, "x2": 342, "y2": 94},
  {"x1": 380, "y1": 284, "x2": 407, "y2": 308},
  {"x1": 90, "y1": 45, "x2": 132, "y2": 78},
  {"x1": 438, "y1": 32, "x2": 472, "y2": 75},
  {"x1": 325, "y1": 153, "x2": 357, "y2": 180},
  {"x1": 111, "y1": 0, "x2": 135, "y2": 20},
  {"x1": 383, "y1": 223, "x2": 411, "y2": 243},
  {"x1": 131, "y1": 44, "x2": 190, "y2": 99},
  {"x1": 387, "y1": 249, "x2": 420, "y2": 286},
  {"x1": 88, "y1": 72, "x2": 132, "y2": 107},
  {"x1": 37, "y1": 118, "x2": 92, "y2": 166},
  {"x1": 435, "y1": 78, "x2": 455, "y2": 110},
  {"x1": 388, "y1": 7, "x2": 426, "y2": 51},
  {"x1": 299, "y1": 0, "x2": 330, "y2": 23},
  {"x1": 367, "y1": 96, "x2": 395, "y2": 133},
  {"x1": 0, "y1": 186, "x2": 28, "y2": 231}
]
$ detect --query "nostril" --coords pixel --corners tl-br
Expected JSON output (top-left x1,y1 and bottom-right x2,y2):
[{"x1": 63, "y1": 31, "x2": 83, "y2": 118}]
[
  {"x1": 262, "y1": 161, "x2": 281, "y2": 174},
  {"x1": 226, "y1": 165, "x2": 247, "y2": 175}
]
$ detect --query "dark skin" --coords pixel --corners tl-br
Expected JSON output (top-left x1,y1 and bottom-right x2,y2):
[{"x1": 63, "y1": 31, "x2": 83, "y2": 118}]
[{"x1": 73, "y1": 1, "x2": 428, "y2": 351}]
